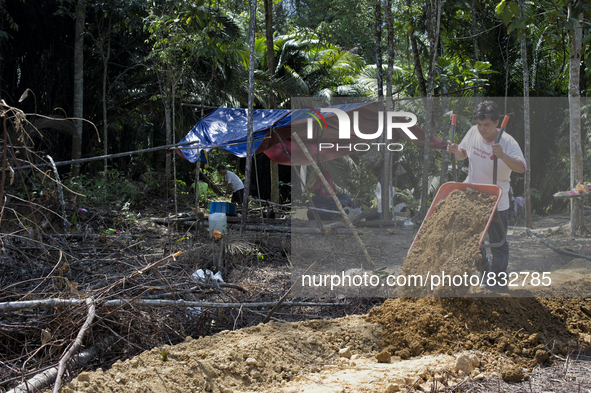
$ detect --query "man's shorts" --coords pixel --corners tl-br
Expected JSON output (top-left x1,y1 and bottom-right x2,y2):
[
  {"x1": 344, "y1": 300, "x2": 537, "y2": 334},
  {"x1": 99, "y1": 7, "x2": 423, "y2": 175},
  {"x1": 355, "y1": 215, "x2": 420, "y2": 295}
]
[{"x1": 231, "y1": 189, "x2": 244, "y2": 204}]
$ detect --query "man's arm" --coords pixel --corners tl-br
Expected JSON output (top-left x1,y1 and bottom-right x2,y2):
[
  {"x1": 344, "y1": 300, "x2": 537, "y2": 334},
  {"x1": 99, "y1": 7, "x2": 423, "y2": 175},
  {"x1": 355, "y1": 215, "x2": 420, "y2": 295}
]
[
  {"x1": 215, "y1": 173, "x2": 229, "y2": 187},
  {"x1": 447, "y1": 142, "x2": 468, "y2": 160},
  {"x1": 492, "y1": 144, "x2": 526, "y2": 173}
]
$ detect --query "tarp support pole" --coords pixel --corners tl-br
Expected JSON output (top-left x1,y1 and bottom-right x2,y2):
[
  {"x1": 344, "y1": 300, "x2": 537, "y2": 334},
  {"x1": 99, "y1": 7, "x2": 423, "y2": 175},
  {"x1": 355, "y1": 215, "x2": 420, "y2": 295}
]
[
  {"x1": 292, "y1": 132, "x2": 375, "y2": 269},
  {"x1": 172, "y1": 95, "x2": 179, "y2": 230},
  {"x1": 195, "y1": 158, "x2": 201, "y2": 237},
  {"x1": 270, "y1": 128, "x2": 324, "y2": 229},
  {"x1": 253, "y1": 154, "x2": 266, "y2": 227}
]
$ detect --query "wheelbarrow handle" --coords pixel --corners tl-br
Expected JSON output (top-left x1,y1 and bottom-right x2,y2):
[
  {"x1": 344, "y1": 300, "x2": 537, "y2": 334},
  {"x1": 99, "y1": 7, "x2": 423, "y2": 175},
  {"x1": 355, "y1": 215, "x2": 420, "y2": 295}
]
[
  {"x1": 492, "y1": 115, "x2": 510, "y2": 185},
  {"x1": 481, "y1": 212, "x2": 507, "y2": 248},
  {"x1": 450, "y1": 114, "x2": 457, "y2": 182}
]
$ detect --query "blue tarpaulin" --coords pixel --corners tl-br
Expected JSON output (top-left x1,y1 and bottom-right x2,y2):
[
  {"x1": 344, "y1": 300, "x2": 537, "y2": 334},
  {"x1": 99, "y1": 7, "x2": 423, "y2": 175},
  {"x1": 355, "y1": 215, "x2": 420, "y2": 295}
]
[
  {"x1": 178, "y1": 103, "x2": 447, "y2": 165},
  {"x1": 179, "y1": 108, "x2": 290, "y2": 162}
]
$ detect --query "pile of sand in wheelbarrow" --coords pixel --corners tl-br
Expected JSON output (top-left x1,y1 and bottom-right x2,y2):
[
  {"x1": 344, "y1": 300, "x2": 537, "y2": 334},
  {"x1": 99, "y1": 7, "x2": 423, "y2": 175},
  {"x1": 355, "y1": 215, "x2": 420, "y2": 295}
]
[{"x1": 399, "y1": 188, "x2": 497, "y2": 297}]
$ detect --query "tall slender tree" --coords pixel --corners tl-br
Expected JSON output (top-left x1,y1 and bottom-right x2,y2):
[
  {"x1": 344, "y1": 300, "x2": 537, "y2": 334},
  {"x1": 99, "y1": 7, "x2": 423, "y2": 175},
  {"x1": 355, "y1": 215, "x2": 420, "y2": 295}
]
[
  {"x1": 382, "y1": 0, "x2": 394, "y2": 220},
  {"x1": 265, "y1": 0, "x2": 280, "y2": 203},
  {"x1": 569, "y1": 7, "x2": 584, "y2": 236},
  {"x1": 406, "y1": 0, "x2": 427, "y2": 98},
  {"x1": 241, "y1": 0, "x2": 257, "y2": 234},
  {"x1": 71, "y1": 0, "x2": 87, "y2": 176},
  {"x1": 375, "y1": 0, "x2": 383, "y2": 98},
  {"x1": 519, "y1": 0, "x2": 532, "y2": 228},
  {"x1": 419, "y1": 0, "x2": 442, "y2": 220},
  {"x1": 96, "y1": 15, "x2": 111, "y2": 172}
]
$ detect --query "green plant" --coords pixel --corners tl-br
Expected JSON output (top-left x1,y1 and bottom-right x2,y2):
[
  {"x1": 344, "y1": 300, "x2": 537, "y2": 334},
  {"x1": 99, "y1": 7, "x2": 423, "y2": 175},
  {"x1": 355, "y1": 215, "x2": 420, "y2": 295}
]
[
  {"x1": 145, "y1": 167, "x2": 160, "y2": 189},
  {"x1": 120, "y1": 201, "x2": 138, "y2": 226},
  {"x1": 395, "y1": 188, "x2": 420, "y2": 211},
  {"x1": 63, "y1": 170, "x2": 138, "y2": 208}
]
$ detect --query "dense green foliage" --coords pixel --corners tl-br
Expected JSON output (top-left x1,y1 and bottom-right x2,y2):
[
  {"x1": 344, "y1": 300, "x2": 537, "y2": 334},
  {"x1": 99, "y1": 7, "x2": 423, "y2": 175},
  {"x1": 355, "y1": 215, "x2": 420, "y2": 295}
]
[{"x1": 0, "y1": 0, "x2": 589, "y2": 215}]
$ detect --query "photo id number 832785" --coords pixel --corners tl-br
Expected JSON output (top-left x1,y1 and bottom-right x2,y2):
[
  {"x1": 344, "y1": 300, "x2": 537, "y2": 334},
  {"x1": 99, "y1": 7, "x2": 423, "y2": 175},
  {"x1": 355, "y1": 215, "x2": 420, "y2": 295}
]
[{"x1": 492, "y1": 272, "x2": 552, "y2": 287}]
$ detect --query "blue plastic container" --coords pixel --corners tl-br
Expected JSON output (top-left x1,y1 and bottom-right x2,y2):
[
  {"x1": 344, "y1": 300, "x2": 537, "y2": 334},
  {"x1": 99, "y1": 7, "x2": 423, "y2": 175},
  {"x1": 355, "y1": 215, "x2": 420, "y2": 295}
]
[{"x1": 209, "y1": 201, "x2": 236, "y2": 215}]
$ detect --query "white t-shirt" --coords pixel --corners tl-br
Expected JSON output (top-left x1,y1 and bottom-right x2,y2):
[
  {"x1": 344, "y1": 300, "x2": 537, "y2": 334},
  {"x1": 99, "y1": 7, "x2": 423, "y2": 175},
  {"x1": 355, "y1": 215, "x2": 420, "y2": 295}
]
[
  {"x1": 225, "y1": 171, "x2": 244, "y2": 192},
  {"x1": 458, "y1": 125, "x2": 526, "y2": 211}
]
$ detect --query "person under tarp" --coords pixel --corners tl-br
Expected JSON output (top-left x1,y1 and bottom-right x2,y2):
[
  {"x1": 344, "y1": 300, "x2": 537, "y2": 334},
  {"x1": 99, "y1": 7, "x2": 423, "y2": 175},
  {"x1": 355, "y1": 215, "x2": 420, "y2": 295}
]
[{"x1": 306, "y1": 165, "x2": 359, "y2": 220}]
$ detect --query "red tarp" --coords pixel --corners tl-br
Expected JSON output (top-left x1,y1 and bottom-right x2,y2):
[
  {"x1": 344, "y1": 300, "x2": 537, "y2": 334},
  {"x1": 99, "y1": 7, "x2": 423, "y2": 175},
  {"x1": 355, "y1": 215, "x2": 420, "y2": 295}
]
[{"x1": 257, "y1": 102, "x2": 448, "y2": 166}]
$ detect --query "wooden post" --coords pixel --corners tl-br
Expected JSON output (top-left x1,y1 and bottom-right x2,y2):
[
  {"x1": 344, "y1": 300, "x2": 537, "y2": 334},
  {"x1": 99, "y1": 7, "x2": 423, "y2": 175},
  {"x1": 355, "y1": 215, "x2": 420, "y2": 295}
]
[
  {"x1": 271, "y1": 128, "x2": 324, "y2": 229},
  {"x1": 382, "y1": 0, "x2": 394, "y2": 220},
  {"x1": 569, "y1": 9, "x2": 585, "y2": 237},
  {"x1": 270, "y1": 161, "x2": 280, "y2": 203},
  {"x1": 292, "y1": 133, "x2": 375, "y2": 269},
  {"x1": 241, "y1": 0, "x2": 257, "y2": 236},
  {"x1": 195, "y1": 159, "x2": 202, "y2": 236},
  {"x1": 520, "y1": 0, "x2": 532, "y2": 229}
]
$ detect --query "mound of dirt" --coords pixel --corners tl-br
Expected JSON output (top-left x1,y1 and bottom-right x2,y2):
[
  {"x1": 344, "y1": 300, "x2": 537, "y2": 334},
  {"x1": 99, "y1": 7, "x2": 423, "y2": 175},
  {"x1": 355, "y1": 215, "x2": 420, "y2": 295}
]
[
  {"x1": 400, "y1": 189, "x2": 496, "y2": 297},
  {"x1": 368, "y1": 296, "x2": 591, "y2": 368},
  {"x1": 54, "y1": 296, "x2": 591, "y2": 393},
  {"x1": 59, "y1": 316, "x2": 383, "y2": 393}
]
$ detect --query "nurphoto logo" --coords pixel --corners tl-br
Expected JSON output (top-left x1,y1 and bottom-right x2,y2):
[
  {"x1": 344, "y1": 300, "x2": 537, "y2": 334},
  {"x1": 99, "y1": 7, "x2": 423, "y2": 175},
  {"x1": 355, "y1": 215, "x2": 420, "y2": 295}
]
[{"x1": 306, "y1": 107, "x2": 418, "y2": 152}]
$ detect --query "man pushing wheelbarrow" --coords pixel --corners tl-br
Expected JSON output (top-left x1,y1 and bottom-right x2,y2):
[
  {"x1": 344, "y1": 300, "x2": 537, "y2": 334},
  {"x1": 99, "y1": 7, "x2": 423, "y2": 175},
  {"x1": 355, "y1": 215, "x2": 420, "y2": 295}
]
[{"x1": 447, "y1": 101, "x2": 526, "y2": 290}]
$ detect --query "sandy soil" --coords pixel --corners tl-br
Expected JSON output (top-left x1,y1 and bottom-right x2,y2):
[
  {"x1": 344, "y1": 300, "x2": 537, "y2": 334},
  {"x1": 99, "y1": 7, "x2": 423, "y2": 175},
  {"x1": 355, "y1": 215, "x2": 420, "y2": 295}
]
[{"x1": 39, "y1": 203, "x2": 591, "y2": 393}]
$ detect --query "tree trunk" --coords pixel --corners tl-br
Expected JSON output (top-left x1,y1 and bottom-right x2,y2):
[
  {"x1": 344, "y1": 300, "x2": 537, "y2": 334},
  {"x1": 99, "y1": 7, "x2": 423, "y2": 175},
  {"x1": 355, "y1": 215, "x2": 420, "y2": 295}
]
[
  {"x1": 520, "y1": 0, "x2": 532, "y2": 228},
  {"x1": 102, "y1": 17, "x2": 111, "y2": 173},
  {"x1": 375, "y1": 0, "x2": 386, "y2": 216},
  {"x1": 440, "y1": 69, "x2": 449, "y2": 184},
  {"x1": 410, "y1": 38, "x2": 427, "y2": 97},
  {"x1": 265, "y1": 0, "x2": 280, "y2": 203},
  {"x1": 471, "y1": 0, "x2": 482, "y2": 107},
  {"x1": 71, "y1": 0, "x2": 86, "y2": 176},
  {"x1": 382, "y1": 0, "x2": 393, "y2": 220},
  {"x1": 241, "y1": 0, "x2": 258, "y2": 235},
  {"x1": 164, "y1": 70, "x2": 173, "y2": 179},
  {"x1": 419, "y1": 0, "x2": 442, "y2": 220},
  {"x1": 470, "y1": 0, "x2": 479, "y2": 60},
  {"x1": 569, "y1": 10, "x2": 585, "y2": 237},
  {"x1": 375, "y1": 0, "x2": 383, "y2": 98},
  {"x1": 407, "y1": 0, "x2": 427, "y2": 98}
]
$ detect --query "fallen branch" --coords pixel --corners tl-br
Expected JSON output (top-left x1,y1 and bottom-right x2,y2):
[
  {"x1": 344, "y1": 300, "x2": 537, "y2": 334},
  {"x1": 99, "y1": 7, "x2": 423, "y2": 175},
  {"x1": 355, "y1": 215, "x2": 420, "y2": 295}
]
[
  {"x1": 5, "y1": 336, "x2": 116, "y2": 393},
  {"x1": 98, "y1": 251, "x2": 183, "y2": 295},
  {"x1": 250, "y1": 198, "x2": 291, "y2": 208},
  {"x1": 53, "y1": 297, "x2": 96, "y2": 393},
  {"x1": 150, "y1": 217, "x2": 194, "y2": 225},
  {"x1": 525, "y1": 229, "x2": 591, "y2": 261},
  {"x1": 228, "y1": 223, "x2": 290, "y2": 232},
  {"x1": 263, "y1": 260, "x2": 318, "y2": 323},
  {"x1": 292, "y1": 206, "x2": 339, "y2": 215},
  {"x1": 509, "y1": 224, "x2": 569, "y2": 235},
  {"x1": 0, "y1": 298, "x2": 349, "y2": 312}
]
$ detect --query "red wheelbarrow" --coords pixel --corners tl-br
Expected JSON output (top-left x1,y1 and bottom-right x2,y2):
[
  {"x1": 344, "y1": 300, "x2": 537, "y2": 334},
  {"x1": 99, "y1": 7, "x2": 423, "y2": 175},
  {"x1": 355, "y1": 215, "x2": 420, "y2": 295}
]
[{"x1": 408, "y1": 114, "x2": 509, "y2": 255}]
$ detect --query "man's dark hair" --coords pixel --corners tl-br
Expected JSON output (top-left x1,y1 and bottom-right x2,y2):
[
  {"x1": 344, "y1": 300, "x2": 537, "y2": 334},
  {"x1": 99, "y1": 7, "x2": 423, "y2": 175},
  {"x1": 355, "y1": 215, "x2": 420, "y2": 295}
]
[
  {"x1": 217, "y1": 165, "x2": 226, "y2": 171},
  {"x1": 473, "y1": 101, "x2": 500, "y2": 122}
]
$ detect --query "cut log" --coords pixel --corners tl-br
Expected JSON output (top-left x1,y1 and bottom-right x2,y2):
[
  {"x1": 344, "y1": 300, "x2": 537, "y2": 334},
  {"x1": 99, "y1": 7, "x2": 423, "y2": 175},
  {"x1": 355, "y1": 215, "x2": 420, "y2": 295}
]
[
  {"x1": 0, "y1": 298, "x2": 349, "y2": 312},
  {"x1": 5, "y1": 336, "x2": 116, "y2": 393}
]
